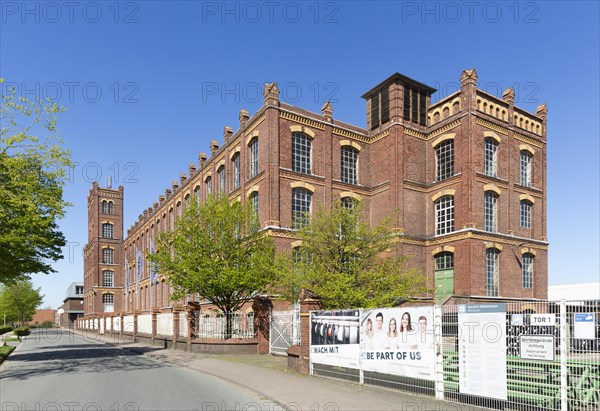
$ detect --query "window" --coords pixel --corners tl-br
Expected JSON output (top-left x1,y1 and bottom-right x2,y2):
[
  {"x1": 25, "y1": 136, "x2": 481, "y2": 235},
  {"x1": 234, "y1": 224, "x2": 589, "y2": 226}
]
[
  {"x1": 403, "y1": 85, "x2": 428, "y2": 126},
  {"x1": 292, "y1": 187, "x2": 312, "y2": 229},
  {"x1": 102, "y1": 248, "x2": 114, "y2": 264},
  {"x1": 249, "y1": 191, "x2": 259, "y2": 218},
  {"x1": 102, "y1": 223, "x2": 114, "y2": 239},
  {"x1": 520, "y1": 151, "x2": 532, "y2": 187},
  {"x1": 486, "y1": 248, "x2": 500, "y2": 296},
  {"x1": 341, "y1": 146, "x2": 358, "y2": 184},
  {"x1": 232, "y1": 153, "x2": 240, "y2": 190},
  {"x1": 169, "y1": 208, "x2": 174, "y2": 230},
  {"x1": 101, "y1": 201, "x2": 107, "y2": 214},
  {"x1": 435, "y1": 140, "x2": 454, "y2": 181},
  {"x1": 435, "y1": 195, "x2": 454, "y2": 235},
  {"x1": 102, "y1": 270, "x2": 114, "y2": 287},
  {"x1": 103, "y1": 293, "x2": 114, "y2": 312},
  {"x1": 249, "y1": 138, "x2": 259, "y2": 178},
  {"x1": 435, "y1": 252, "x2": 454, "y2": 270},
  {"x1": 520, "y1": 200, "x2": 532, "y2": 228},
  {"x1": 217, "y1": 166, "x2": 226, "y2": 193},
  {"x1": 176, "y1": 201, "x2": 182, "y2": 217},
  {"x1": 108, "y1": 202, "x2": 114, "y2": 214},
  {"x1": 184, "y1": 194, "x2": 190, "y2": 209},
  {"x1": 484, "y1": 138, "x2": 498, "y2": 177},
  {"x1": 205, "y1": 176, "x2": 212, "y2": 196},
  {"x1": 522, "y1": 254, "x2": 533, "y2": 289},
  {"x1": 76, "y1": 286, "x2": 84, "y2": 295},
  {"x1": 194, "y1": 185, "x2": 200, "y2": 200},
  {"x1": 292, "y1": 132, "x2": 312, "y2": 174},
  {"x1": 341, "y1": 197, "x2": 356, "y2": 210},
  {"x1": 484, "y1": 191, "x2": 498, "y2": 232}
]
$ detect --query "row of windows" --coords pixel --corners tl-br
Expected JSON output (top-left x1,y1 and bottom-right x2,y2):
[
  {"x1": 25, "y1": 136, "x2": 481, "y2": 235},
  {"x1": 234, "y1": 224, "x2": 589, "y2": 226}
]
[
  {"x1": 434, "y1": 250, "x2": 534, "y2": 296},
  {"x1": 101, "y1": 200, "x2": 114, "y2": 214},
  {"x1": 434, "y1": 194, "x2": 533, "y2": 235},
  {"x1": 436, "y1": 139, "x2": 534, "y2": 186}
]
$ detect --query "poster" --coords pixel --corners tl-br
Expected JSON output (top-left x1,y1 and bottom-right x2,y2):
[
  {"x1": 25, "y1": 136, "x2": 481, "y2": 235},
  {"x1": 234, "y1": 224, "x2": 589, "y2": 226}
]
[
  {"x1": 458, "y1": 304, "x2": 507, "y2": 400},
  {"x1": 310, "y1": 310, "x2": 361, "y2": 369},
  {"x1": 574, "y1": 313, "x2": 596, "y2": 339},
  {"x1": 360, "y1": 307, "x2": 435, "y2": 380}
]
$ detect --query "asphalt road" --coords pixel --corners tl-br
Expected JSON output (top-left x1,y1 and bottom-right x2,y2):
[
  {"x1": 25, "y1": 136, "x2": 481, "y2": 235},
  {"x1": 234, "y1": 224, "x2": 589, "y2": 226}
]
[{"x1": 0, "y1": 329, "x2": 272, "y2": 411}]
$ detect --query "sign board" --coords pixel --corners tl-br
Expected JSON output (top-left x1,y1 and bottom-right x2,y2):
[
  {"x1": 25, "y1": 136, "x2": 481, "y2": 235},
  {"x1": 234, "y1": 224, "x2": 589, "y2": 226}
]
[
  {"x1": 458, "y1": 304, "x2": 507, "y2": 400},
  {"x1": 529, "y1": 314, "x2": 556, "y2": 326},
  {"x1": 520, "y1": 335, "x2": 555, "y2": 361},
  {"x1": 310, "y1": 310, "x2": 361, "y2": 369},
  {"x1": 574, "y1": 313, "x2": 596, "y2": 339}
]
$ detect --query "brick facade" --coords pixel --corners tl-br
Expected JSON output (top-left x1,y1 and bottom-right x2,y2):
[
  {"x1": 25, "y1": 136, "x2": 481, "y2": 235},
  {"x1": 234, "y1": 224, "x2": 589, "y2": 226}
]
[{"x1": 83, "y1": 69, "x2": 548, "y2": 319}]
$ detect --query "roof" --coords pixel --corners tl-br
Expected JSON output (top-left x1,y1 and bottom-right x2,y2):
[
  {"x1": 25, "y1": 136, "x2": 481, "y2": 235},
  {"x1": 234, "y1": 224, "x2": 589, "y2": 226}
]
[{"x1": 361, "y1": 72, "x2": 437, "y2": 99}]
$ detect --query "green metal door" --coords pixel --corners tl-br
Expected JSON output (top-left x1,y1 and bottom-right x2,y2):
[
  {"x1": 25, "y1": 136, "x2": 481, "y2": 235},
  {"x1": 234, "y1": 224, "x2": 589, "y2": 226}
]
[{"x1": 435, "y1": 269, "x2": 454, "y2": 302}]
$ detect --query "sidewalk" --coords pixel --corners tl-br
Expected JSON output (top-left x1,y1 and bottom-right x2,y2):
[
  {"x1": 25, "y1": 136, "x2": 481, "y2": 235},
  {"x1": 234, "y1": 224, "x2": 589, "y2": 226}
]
[{"x1": 70, "y1": 329, "x2": 477, "y2": 410}]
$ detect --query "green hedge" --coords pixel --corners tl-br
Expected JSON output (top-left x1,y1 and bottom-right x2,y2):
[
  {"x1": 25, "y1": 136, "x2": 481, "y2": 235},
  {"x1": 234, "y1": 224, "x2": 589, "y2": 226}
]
[
  {"x1": 0, "y1": 325, "x2": 12, "y2": 335},
  {"x1": 13, "y1": 326, "x2": 31, "y2": 337}
]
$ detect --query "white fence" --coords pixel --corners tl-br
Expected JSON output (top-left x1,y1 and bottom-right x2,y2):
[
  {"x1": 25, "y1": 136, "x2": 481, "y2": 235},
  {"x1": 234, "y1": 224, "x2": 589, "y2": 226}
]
[
  {"x1": 193, "y1": 312, "x2": 255, "y2": 339},
  {"x1": 137, "y1": 314, "x2": 152, "y2": 334},
  {"x1": 157, "y1": 313, "x2": 173, "y2": 336},
  {"x1": 310, "y1": 300, "x2": 600, "y2": 411},
  {"x1": 179, "y1": 312, "x2": 188, "y2": 338}
]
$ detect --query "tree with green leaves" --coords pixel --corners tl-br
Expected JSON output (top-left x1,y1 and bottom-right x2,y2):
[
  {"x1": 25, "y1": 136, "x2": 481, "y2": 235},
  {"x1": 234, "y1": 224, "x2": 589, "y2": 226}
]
[
  {"x1": 149, "y1": 194, "x2": 275, "y2": 338},
  {"x1": 274, "y1": 201, "x2": 428, "y2": 309},
  {"x1": 0, "y1": 78, "x2": 72, "y2": 284},
  {"x1": 0, "y1": 280, "x2": 44, "y2": 326}
]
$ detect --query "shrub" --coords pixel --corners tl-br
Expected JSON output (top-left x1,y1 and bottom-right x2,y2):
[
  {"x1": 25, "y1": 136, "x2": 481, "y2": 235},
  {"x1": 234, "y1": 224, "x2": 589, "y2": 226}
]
[
  {"x1": 13, "y1": 327, "x2": 31, "y2": 337},
  {"x1": 0, "y1": 325, "x2": 12, "y2": 335},
  {"x1": 40, "y1": 321, "x2": 54, "y2": 328}
]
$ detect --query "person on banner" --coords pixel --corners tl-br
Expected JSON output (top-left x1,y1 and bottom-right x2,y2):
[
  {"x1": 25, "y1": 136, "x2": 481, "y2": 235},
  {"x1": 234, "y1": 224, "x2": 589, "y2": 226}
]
[
  {"x1": 417, "y1": 315, "x2": 433, "y2": 350},
  {"x1": 362, "y1": 318, "x2": 374, "y2": 350},
  {"x1": 372, "y1": 312, "x2": 388, "y2": 350},
  {"x1": 387, "y1": 317, "x2": 399, "y2": 349},
  {"x1": 398, "y1": 311, "x2": 418, "y2": 349}
]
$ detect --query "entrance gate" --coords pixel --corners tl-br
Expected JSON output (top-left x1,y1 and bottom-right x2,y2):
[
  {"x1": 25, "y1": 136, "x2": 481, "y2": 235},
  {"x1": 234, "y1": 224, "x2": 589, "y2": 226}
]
[{"x1": 270, "y1": 307, "x2": 300, "y2": 355}]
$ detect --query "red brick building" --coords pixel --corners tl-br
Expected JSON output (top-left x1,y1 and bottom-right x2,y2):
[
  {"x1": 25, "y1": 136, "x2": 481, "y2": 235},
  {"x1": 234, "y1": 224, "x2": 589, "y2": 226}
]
[
  {"x1": 28, "y1": 309, "x2": 56, "y2": 326},
  {"x1": 83, "y1": 69, "x2": 548, "y2": 317}
]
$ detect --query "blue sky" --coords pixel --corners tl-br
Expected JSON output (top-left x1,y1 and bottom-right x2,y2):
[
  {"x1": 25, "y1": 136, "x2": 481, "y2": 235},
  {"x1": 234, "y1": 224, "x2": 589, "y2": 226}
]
[{"x1": 1, "y1": 1, "x2": 598, "y2": 307}]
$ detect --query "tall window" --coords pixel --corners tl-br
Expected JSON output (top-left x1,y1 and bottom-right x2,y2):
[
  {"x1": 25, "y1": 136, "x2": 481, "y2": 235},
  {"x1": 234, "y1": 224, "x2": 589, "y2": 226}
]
[
  {"x1": 194, "y1": 185, "x2": 200, "y2": 200},
  {"x1": 169, "y1": 208, "x2": 174, "y2": 230},
  {"x1": 435, "y1": 195, "x2": 454, "y2": 235},
  {"x1": 341, "y1": 197, "x2": 356, "y2": 210},
  {"x1": 435, "y1": 140, "x2": 454, "y2": 181},
  {"x1": 217, "y1": 166, "x2": 226, "y2": 193},
  {"x1": 486, "y1": 248, "x2": 500, "y2": 296},
  {"x1": 249, "y1": 138, "x2": 259, "y2": 178},
  {"x1": 108, "y1": 201, "x2": 114, "y2": 214},
  {"x1": 102, "y1": 248, "x2": 114, "y2": 264},
  {"x1": 102, "y1": 223, "x2": 114, "y2": 239},
  {"x1": 292, "y1": 132, "x2": 312, "y2": 174},
  {"x1": 484, "y1": 191, "x2": 498, "y2": 232},
  {"x1": 205, "y1": 176, "x2": 212, "y2": 196},
  {"x1": 103, "y1": 293, "x2": 114, "y2": 312},
  {"x1": 522, "y1": 254, "x2": 533, "y2": 289},
  {"x1": 520, "y1": 200, "x2": 532, "y2": 228},
  {"x1": 520, "y1": 151, "x2": 532, "y2": 187},
  {"x1": 184, "y1": 194, "x2": 190, "y2": 208},
  {"x1": 101, "y1": 200, "x2": 107, "y2": 214},
  {"x1": 484, "y1": 138, "x2": 498, "y2": 177},
  {"x1": 232, "y1": 153, "x2": 240, "y2": 190},
  {"x1": 435, "y1": 252, "x2": 454, "y2": 271},
  {"x1": 341, "y1": 146, "x2": 358, "y2": 184},
  {"x1": 249, "y1": 191, "x2": 259, "y2": 219},
  {"x1": 102, "y1": 270, "x2": 114, "y2": 287},
  {"x1": 292, "y1": 187, "x2": 312, "y2": 229},
  {"x1": 176, "y1": 201, "x2": 182, "y2": 217}
]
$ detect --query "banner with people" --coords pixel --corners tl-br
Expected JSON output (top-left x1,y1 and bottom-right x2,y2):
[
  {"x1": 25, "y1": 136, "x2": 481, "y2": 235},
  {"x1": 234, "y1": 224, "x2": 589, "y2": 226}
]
[
  {"x1": 310, "y1": 309, "x2": 361, "y2": 369},
  {"x1": 360, "y1": 307, "x2": 435, "y2": 380}
]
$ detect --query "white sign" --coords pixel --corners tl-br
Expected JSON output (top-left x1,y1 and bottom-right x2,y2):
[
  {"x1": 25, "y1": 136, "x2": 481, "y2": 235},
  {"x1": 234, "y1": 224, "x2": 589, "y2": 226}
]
[
  {"x1": 529, "y1": 314, "x2": 556, "y2": 326},
  {"x1": 520, "y1": 335, "x2": 555, "y2": 361},
  {"x1": 310, "y1": 310, "x2": 361, "y2": 369},
  {"x1": 574, "y1": 313, "x2": 596, "y2": 339},
  {"x1": 458, "y1": 304, "x2": 507, "y2": 400}
]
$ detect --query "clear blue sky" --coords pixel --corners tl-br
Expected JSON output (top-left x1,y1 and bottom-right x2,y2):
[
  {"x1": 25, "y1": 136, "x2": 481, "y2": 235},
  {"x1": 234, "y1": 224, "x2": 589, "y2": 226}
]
[{"x1": 1, "y1": 1, "x2": 598, "y2": 307}]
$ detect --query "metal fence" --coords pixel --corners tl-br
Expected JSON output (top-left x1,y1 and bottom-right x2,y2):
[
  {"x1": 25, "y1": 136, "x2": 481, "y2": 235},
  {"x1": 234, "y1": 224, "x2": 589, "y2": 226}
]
[
  {"x1": 310, "y1": 300, "x2": 600, "y2": 411},
  {"x1": 191, "y1": 311, "x2": 255, "y2": 339}
]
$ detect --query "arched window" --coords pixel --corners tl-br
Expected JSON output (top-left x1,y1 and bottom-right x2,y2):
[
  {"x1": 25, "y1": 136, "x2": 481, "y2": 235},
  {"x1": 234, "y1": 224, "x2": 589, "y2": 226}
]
[
  {"x1": 232, "y1": 153, "x2": 241, "y2": 190},
  {"x1": 184, "y1": 194, "x2": 190, "y2": 209},
  {"x1": 102, "y1": 248, "x2": 114, "y2": 264},
  {"x1": 520, "y1": 151, "x2": 532, "y2": 187},
  {"x1": 194, "y1": 185, "x2": 200, "y2": 200},
  {"x1": 108, "y1": 201, "x2": 114, "y2": 214},
  {"x1": 341, "y1": 196, "x2": 357, "y2": 210},
  {"x1": 435, "y1": 196, "x2": 454, "y2": 235},
  {"x1": 102, "y1": 223, "x2": 114, "y2": 239},
  {"x1": 205, "y1": 176, "x2": 212, "y2": 196},
  {"x1": 292, "y1": 132, "x2": 312, "y2": 174},
  {"x1": 249, "y1": 137, "x2": 259, "y2": 178},
  {"x1": 217, "y1": 165, "x2": 226, "y2": 193},
  {"x1": 176, "y1": 201, "x2": 182, "y2": 217},
  {"x1": 486, "y1": 248, "x2": 500, "y2": 296},
  {"x1": 169, "y1": 208, "x2": 174, "y2": 230},
  {"x1": 101, "y1": 200, "x2": 108, "y2": 214},
  {"x1": 522, "y1": 253, "x2": 533, "y2": 289},
  {"x1": 435, "y1": 140, "x2": 454, "y2": 181},
  {"x1": 484, "y1": 138, "x2": 498, "y2": 177},
  {"x1": 103, "y1": 294, "x2": 114, "y2": 312},
  {"x1": 102, "y1": 270, "x2": 114, "y2": 287},
  {"x1": 520, "y1": 200, "x2": 532, "y2": 228},
  {"x1": 249, "y1": 191, "x2": 259, "y2": 218},
  {"x1": 292, "y1": 187, "x2": 312, "y2": 229},
  {"x1": 484, "y1": 191, "x2": 498, "y2": 232},
  {"x1": 341, "y1": 146, "x2": 358, "y2": 184}
]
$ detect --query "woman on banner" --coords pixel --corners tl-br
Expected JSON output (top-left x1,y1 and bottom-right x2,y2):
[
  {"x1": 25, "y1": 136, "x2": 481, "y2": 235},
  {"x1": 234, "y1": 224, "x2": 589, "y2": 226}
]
[
  {"x1": 387, "y1": 317, "x2": 399, "y2": 349},
  {"x1": 399, "y1": 311, "x2": 418, "y2": 349},
  {"x1": 362, "y1": 318, "x2": 374, "y2": 350}
]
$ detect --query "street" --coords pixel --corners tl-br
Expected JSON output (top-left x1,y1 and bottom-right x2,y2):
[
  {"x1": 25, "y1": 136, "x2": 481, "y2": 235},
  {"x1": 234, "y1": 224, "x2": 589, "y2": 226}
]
[{"x1": 0, "y1": 329, "x2": 271, "y2": 411}]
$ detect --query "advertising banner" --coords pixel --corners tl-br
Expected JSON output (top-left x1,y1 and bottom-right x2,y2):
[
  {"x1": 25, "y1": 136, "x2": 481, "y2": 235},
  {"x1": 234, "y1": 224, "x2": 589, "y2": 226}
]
[
  {"x1": 360, "y1": 306, "x2": 435, "y2": 380},
  {"x1": 310, "y1": 310, "x2": 361, "y2": 369}
]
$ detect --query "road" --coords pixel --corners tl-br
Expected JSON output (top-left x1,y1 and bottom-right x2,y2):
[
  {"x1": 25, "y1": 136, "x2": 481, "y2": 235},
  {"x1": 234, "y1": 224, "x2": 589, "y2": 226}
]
[{"x1": 0, "y1": 329, "x2": 272, "y2": 411}]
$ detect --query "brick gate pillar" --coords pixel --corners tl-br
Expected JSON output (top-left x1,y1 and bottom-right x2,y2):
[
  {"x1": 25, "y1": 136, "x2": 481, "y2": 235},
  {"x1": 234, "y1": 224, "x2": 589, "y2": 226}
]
[
  {"x1": 288, "y1": 289, "x2": 322, "y2": 374},
  {"x1": 252, "y1": 296, "x2": 273, "y2": 355}
]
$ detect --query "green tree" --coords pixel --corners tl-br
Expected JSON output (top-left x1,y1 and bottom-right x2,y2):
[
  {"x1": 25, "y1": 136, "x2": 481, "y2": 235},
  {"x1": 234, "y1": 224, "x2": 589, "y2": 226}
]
[
  {"x1": 149, "y1": 194, "x2": 275, "y2": 338},
  {"x1": 0, "y1": 280, "x2": 44, "y2": 326},
  {"x1": 0, "y1": 79, "x2": 72, "y2": 284},
  {"x1": 274, "y1": 201, "x2": 428, "y2": 309}
]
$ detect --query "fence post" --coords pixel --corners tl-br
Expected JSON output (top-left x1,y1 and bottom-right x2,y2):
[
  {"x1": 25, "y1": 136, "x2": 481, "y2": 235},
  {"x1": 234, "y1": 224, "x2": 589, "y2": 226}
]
[
  {"x1": 560, "y1": 299, "x2": 568, "y2": 411},
  {"x1": 434, "y1": 304, "x2": 444, "y2": 401}
]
